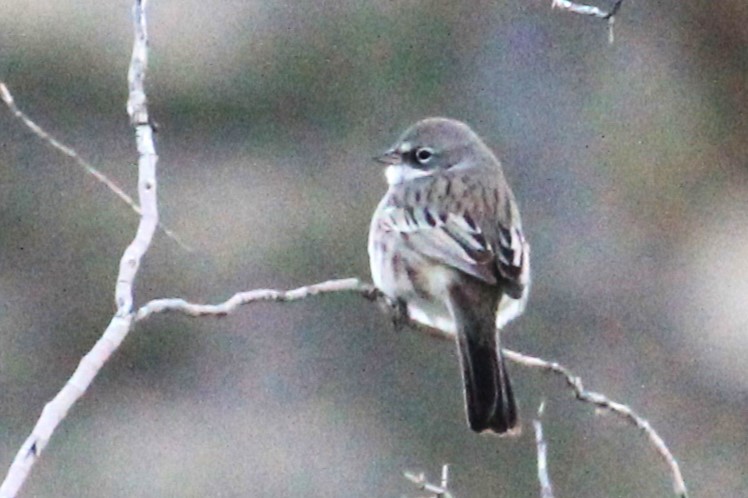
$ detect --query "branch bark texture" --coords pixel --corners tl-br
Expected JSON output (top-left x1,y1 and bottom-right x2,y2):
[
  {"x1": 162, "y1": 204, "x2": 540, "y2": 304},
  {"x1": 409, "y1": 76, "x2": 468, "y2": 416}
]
[{"x1": 0, "y1": 1, "x2": 158, "y2": 496}]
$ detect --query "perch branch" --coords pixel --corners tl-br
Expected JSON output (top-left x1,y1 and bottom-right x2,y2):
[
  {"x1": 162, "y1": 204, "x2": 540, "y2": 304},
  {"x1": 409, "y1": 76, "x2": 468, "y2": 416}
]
[
  {"x1": 0, "y1": 1, "x2": 159, "y2": 496},
  {"x1": 0, "y1": 81, "x2": 191, "y2": 252},
  {"x1": 134, "y1": 278, "x2": 375, "y2": 321},
  {"x1": 133, "y1": 277, "x2": 686, "y2": 497}
]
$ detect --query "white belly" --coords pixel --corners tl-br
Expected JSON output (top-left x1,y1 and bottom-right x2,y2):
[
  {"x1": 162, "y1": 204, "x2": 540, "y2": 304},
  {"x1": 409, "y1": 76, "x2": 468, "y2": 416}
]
[
  {"x1": 368, "y1": 213, "x2": 528, "y2": 334},
  {"x1": 368, "y1": 187, "x2": 528, "y2": 334}
]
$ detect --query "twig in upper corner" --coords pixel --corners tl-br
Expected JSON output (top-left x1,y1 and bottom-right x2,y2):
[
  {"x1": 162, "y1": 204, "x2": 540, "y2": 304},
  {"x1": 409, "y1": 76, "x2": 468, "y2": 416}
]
[
  {"x1": 0, "y1": 82, "x2": 193, "y2": 252},
  {"x1": 551, "y1": 0, "x2": 622, "y2": 18},
  {"x1": 551, "y1": 0, "x2": 625, "y2": 43}
]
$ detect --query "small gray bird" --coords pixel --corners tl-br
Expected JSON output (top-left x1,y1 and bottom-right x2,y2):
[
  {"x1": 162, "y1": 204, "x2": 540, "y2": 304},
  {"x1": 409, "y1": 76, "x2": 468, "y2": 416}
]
[{"x1": 368, "y1": 117, "x2": 530, "y2": 435}]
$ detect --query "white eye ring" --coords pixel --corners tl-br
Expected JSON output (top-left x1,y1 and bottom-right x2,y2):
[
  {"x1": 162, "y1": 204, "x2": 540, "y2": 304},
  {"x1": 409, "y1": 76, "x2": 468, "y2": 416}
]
[{"x1": 415, "y1": 147, "x2": 434, "y2": 164}]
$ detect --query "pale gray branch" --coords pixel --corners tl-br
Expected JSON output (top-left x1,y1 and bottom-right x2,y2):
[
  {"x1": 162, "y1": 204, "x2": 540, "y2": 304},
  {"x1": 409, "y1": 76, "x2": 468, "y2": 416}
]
[
  {"x1": 0, "y1": 81, "x2": 191, "y2": 252},
  {"x1": 552, "y1": 0, "x2": 623, "y2": 18},
  {"x1": 133, "y1": 277, "x2": 686, "y2": 497},
  {"x1": 135, "y1": 278, "x2": 374, "y2": 321},
  {"x1": 503, "y1": 349, "x2": 688, "y2": 497},
  {"x1": 534, "y1": 401, "x2": 554, "y2": 498},
  {"x1": 0, "y1": 1, "x2": 159, "y2": 496},
  {"x1": 552, "y1": 0, "x2": 624, "y2": 43},
  {"x1": 404, "y1": 464, "x2": 454, "y2": 498}
]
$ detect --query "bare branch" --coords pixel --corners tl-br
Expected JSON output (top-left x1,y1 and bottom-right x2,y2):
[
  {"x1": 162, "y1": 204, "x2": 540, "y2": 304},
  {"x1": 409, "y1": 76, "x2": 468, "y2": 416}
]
[
  {"x1": 533, "y1": 401, "x2": 554, "y2": 498},
  {"x1": 551, "y1": 0, "x2": 624, "y2": 43},
  {"x1": 0, "y1": 81, "x2": 192, "y2": 252},
  {"x1": 135, "y1": 277, "x2": 375, "y2": 321},
  {"x1": 551, "y1": 0, "x2": 623, "y2": 18},
  {"x1": 0, "y1": 2, "x2": 159, "y2": 496},
  {"x1": 503, "y1": 349, "x2": 688, "y2": 497},
  {"x1": 133, "y1": 277, "x2": 687, "y2": 497},
  {"x1": 404, "y1": 464, "x2": 454, "y2": 498}
]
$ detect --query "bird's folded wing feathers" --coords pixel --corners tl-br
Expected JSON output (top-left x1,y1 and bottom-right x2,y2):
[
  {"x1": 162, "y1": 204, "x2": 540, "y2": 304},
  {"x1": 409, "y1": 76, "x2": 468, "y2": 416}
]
[{"x1": 381, "y1": 206, "x2": 528, "y2": 296}]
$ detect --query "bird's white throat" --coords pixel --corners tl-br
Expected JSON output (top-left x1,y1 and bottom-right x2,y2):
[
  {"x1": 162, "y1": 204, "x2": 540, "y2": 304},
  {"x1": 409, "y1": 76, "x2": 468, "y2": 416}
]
[{"x1": 385, "y1": 164, "x2": 433, "y2": 185}]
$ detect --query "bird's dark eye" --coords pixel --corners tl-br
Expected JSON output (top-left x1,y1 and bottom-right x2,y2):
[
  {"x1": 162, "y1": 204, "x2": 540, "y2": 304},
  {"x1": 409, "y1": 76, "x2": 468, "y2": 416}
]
[{"x1": 414, "y1": 147, "x2": 434, "y2": 164}]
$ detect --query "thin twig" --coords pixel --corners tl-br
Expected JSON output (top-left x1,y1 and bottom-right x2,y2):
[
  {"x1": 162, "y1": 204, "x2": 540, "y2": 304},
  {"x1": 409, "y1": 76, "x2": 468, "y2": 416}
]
[
  {"x1": 134, "y1": 277, "x2": 374, "y2": 321},
  {"x1": 404, "y1": 464, "x2": 454, "y2": 498},
  {"x1": 0, "y1": 2, "x2": 159, "y2": 496},
  {"x1": 503, "y1": 349, "x2": 688, "y2": 497},
  {"x1": 551, "y1": 0, "x2": 624, "y2": 43},
  {"x1": 134, "y1": 277, "x2": 686, "y2": 497},
  {"x1": 0, "y1": 81, "x2": 192, "y2": 252},
  {"x1": 533, "y1": 401, "x2": 554, "y2": 498},
  {"x1": 551, "y1": 0, "x2": 622, "y2": 18}
]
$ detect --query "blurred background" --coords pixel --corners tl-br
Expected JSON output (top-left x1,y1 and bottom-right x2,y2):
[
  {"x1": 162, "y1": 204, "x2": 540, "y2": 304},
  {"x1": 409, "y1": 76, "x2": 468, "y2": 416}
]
[{"x1": 1, "y1": 0, "x2": 747, "y2": 496}]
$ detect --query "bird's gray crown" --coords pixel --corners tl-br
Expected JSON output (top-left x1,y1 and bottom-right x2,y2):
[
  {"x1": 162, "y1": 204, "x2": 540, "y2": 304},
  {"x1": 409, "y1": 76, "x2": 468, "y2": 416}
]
[
  {"x1": 379, "y1": 117, "x2": 497, "y2": 172},
  {"x1": 399, "y1": 117, "x2": 478, "y2": 149}
]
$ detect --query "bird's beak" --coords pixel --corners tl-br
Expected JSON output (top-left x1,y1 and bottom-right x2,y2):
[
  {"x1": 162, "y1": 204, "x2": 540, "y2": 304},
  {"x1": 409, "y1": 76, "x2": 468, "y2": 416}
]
[{"x1": 373, "y1": 148, "x2": 402, "y2": 165}]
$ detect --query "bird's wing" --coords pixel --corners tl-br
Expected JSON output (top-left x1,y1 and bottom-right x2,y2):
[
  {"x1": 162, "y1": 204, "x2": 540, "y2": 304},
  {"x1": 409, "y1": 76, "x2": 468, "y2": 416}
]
[{"x1": 379, "y1": 205, "x2": 529, "y2": 297}]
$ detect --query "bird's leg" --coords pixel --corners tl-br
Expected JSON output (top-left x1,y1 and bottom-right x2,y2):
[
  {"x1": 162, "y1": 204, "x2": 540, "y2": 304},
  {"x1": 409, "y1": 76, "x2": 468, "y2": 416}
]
[
  {"x1": 389, "y1": 297, "x2": 409, "y2": 332},
  {"x1": 367, "y1": 287, "x2": 409, "y2": 332}
]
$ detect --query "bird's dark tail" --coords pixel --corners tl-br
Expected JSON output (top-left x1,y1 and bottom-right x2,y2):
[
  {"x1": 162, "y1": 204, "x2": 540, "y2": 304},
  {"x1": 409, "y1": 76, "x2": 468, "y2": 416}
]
[{"x1": 450, "y1": 284, "x2": 519, "y2": 435}]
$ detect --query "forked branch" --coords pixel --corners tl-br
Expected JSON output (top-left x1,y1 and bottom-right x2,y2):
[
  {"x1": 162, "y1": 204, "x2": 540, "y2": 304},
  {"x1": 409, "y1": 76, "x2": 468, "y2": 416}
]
[{"x1": 0, "y1": 1, "x2": 159, "y2": 496}]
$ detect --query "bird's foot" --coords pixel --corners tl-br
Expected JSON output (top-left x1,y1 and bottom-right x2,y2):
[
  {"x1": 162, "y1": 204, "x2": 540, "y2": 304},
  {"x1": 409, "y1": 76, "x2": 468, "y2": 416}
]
[{"x1": 388, "y1": 297, "x2": 409, "y2": 332}]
